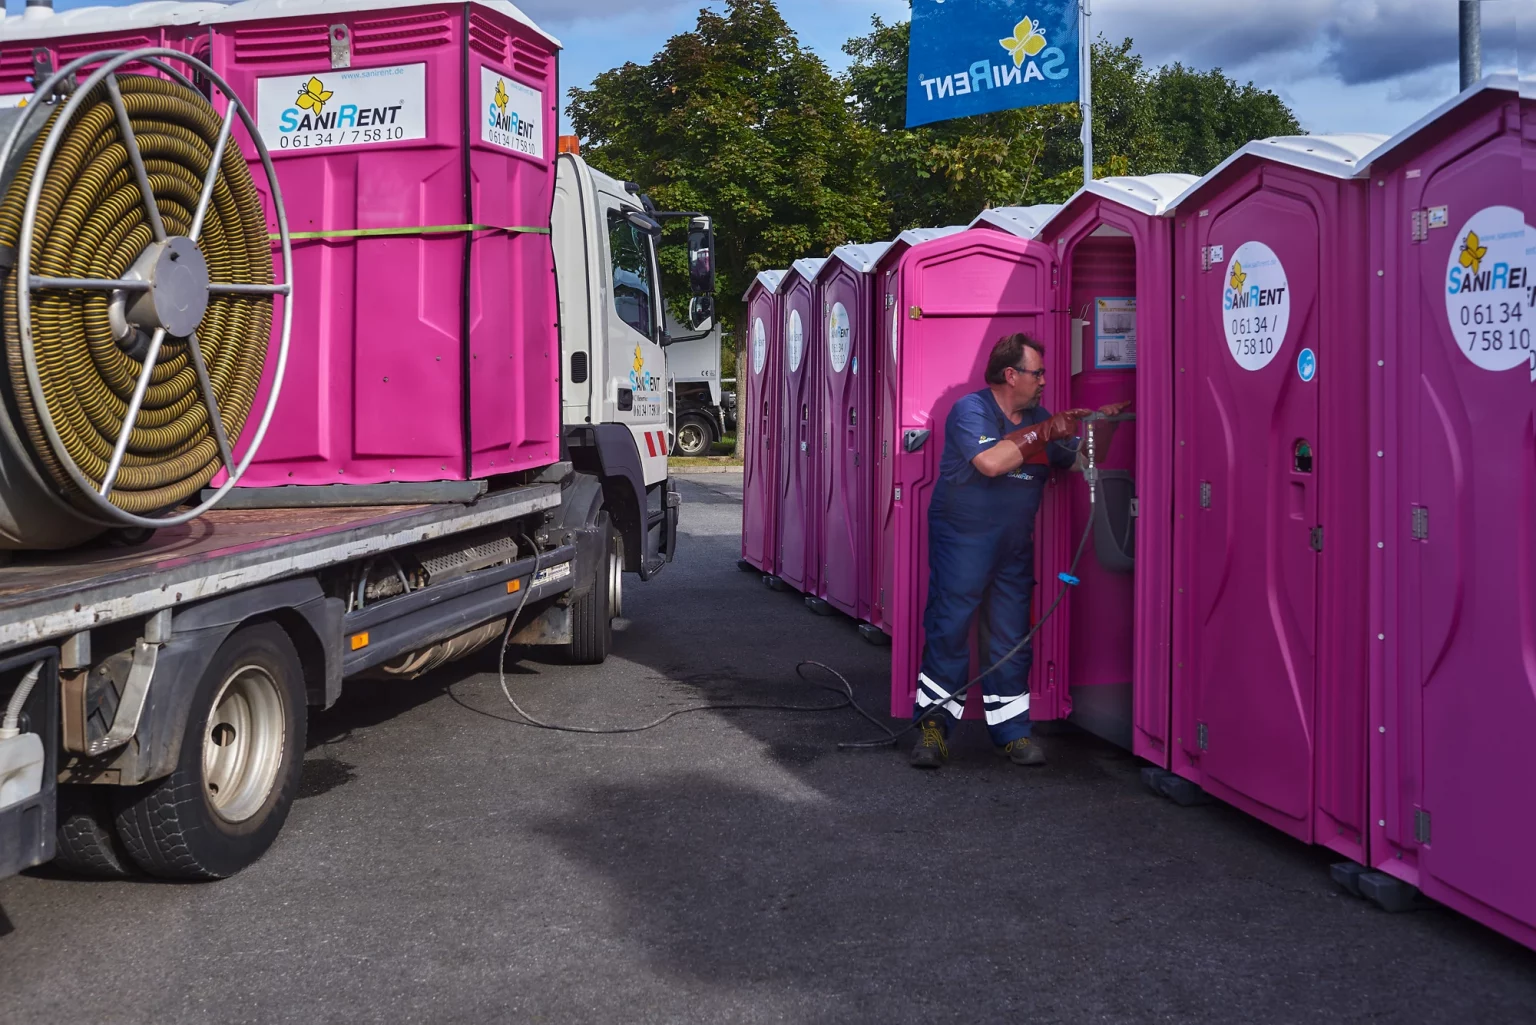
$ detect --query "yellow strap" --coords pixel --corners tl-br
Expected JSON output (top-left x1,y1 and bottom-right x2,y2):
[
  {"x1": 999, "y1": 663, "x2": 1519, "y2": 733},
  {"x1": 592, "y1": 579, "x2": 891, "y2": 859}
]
[{"x1": 272, "y1": 223, "x2": 551, "y2": 241}]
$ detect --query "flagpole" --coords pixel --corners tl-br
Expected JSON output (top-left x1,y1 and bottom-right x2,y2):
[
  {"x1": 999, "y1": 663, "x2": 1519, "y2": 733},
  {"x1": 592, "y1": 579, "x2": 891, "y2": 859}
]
[{"x1": 1080, "y1": 0, "x2": 1093, "y2": 185}]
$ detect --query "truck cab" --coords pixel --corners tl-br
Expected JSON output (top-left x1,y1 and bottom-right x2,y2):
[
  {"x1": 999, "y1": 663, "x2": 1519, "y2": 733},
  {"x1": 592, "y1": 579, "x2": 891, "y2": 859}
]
[
  {"x1": 551, "y1": 151, "x2": 715, "y2": 579},
  {"x1": 666, "y1": 327, "x2": 727, "y2": 458}
]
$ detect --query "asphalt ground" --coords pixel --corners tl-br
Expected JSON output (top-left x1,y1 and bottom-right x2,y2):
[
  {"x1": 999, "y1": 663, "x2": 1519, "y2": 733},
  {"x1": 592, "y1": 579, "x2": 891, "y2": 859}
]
[{"x1": 1, "y1": 473, "x2": 1534, "y2": 1024}]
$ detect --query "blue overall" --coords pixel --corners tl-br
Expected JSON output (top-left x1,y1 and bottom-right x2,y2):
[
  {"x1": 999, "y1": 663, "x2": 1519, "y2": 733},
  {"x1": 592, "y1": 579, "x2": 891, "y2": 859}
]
[{"x1": 914, "y1": 390, "x2": 1078, "y2": 744}]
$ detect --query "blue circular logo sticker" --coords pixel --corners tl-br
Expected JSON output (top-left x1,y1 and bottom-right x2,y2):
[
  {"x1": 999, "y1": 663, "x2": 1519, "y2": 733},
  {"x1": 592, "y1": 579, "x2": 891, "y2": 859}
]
[{"x1": 1297, "y1": 347, "x2": 1317, "y2": 383}]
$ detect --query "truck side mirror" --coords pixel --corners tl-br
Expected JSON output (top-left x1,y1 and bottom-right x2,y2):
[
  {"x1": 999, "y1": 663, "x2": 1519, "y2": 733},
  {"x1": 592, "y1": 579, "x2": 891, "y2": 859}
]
[
  {"x1": 687, "y1": 216, "x2": 715, "y2": 296},
  {"x1": 688, "y1": 295, "x2": 714, "y2": 332}
]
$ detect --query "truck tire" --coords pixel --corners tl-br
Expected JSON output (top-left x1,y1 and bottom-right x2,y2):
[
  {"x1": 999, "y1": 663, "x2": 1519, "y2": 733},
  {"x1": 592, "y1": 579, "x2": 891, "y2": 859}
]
[
  {"x1": 54, "y1": 785, "x2": 136, "y2": 878},
  {"x1": 114, "y1": 622, "x2": 306, "y2": 879},
  {"x1": 568, "y1": 515, "x2": 614, "y2": 665},
  {"x1": 673, "y1": 413, "x2": 715, "y2": 458}
]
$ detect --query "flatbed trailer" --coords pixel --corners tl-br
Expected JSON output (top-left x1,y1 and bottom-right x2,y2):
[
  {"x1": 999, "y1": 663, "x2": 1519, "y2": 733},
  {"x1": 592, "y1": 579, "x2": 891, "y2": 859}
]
[{"x1": 0, "y1": 467, "x2": 622, "y2": 880}]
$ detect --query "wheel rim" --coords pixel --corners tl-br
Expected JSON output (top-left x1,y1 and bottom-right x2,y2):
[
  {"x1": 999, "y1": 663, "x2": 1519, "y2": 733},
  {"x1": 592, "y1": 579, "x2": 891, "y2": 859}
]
[
  {"x1": 677, "y1": 423, "x2": 705, "y2": 455},
  {"x1": 202, "y1": 663, "x2": 286, "y2": 823},
  {"x1": 608, "y1": 534, "x2": 623, "y2": 619}
]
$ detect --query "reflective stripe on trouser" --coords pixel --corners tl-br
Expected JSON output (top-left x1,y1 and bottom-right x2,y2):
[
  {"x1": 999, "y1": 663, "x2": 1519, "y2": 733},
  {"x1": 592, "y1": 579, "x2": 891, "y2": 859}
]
[{"x1": 916, "y1": 513, "x2": 1036, "y2": 743}]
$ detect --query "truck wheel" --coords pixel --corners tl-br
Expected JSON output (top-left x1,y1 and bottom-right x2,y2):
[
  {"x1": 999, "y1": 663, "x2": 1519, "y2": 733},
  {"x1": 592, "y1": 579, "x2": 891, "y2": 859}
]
[
  {"x1": 54, "y1": 785, "x2": 136, "y2": 878},
  {"x1": 673, "y1": 413, "x2": 715, "y2": 458},
  {"x1": 569, "y1": 515, "x2": 614, "y2": 665},
  {"x1": 114, "y1": 622, "x2": 306, "y2": 879}
]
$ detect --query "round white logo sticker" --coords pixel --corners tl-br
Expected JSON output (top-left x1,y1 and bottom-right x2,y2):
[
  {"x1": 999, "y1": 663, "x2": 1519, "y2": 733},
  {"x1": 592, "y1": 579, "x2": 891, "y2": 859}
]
[
  {"x1": 1444, "y1": 206, "x2": 1532, "y2": 372},
  {"x1": 1221, "y1": 241, "x2": 1290, "y2": 371},
  {"x1": 786, "y1": 309, "x2": 804, "y2": 372},
  {"x1": 828, "y1": 302, "x2": 851, "y2": 373},
  {"x1": 751, "y1": 317, "x2": 767, "y2": 375}
]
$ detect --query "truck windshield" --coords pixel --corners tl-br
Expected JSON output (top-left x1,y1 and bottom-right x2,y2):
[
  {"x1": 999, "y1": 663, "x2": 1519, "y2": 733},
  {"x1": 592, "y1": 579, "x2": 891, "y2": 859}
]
[{"x1": 608, "y1": 211, "x2": 656, "y2": 340}]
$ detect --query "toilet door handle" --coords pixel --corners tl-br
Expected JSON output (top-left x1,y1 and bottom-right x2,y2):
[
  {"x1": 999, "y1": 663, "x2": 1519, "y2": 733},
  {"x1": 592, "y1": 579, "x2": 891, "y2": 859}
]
[{"x1": 903, "y1": 429, "x2": 931, "y2": 453}]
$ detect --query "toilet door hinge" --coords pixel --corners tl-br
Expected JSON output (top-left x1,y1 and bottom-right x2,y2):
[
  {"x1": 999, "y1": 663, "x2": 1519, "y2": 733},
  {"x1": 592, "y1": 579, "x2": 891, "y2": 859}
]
[
  {"x1": 1310, "y1": 526, "x2": 1324, "y2": 552},
  {"x1": 1199, "y1": 481, "x2": 1212, "y2": 508},
  {"x1": 1411, "y1": 209, "x2": 1428, "y2": 242},
  {"x1": 1411, "y1": 505, "x2": 1429, "y2": 540},
  {"x1": 1201, "y1": 246, "x2": 1212, "y2": 271},
  {"x1": 1197, "y1": 722, "x2": 1208, "y2": 751},
  {"x1": 894, "y1": 486, "x2": 902, "y2": 502},
  {"x1": 885, "y1": 293, "x2": 895, "y2": 309},
  {"x1": 1414, "y1": 809, "x2": 1431, "y2": 844}
]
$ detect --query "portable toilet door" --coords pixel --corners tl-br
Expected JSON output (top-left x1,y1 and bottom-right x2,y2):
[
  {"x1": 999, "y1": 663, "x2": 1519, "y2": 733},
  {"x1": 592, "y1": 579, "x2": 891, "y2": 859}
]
[
  {"x1": 1169, "y1": 133, "x2": 1383, "y2": 854},
  {"x1": 869, "y1": 226, "x2": 967, "y2": 640},
  {"x1": 1364, "y1": 76, "x2": 1536, "y2": 951},
  {"x1": 814, "y1": 243, "x2": 889, "y2": 621},
  {"x1": 888, "y1": 228, "x2": 1059, "y2": 719},
  {"x1": 1034, "y1": 175, "x2": 1192, "y2": 763},
  {"x1": 774, "y1": 258, "x2": 825, "y2": 594},
  {"x1": 740, "y1": 270, "x2": 784, "y2": 575}
]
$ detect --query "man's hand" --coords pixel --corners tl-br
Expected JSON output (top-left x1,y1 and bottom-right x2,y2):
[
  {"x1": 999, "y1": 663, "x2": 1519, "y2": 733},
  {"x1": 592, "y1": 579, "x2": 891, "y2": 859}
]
[{"x1": 1005, "y1": 408, "x2": 1091, "y2": 465}]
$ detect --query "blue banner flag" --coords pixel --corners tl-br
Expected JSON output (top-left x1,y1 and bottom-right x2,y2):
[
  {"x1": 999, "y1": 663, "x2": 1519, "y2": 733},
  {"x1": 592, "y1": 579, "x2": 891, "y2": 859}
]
[{"x1": 906, "y1": 0, "x2": 1081, "y2": 128}]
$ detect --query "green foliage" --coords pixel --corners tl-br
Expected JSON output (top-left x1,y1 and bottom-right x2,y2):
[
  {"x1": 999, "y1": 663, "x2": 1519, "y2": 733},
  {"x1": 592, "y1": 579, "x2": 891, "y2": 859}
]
[
  {"x1": 841, "y1": 18, "x2": 1302, "y2": 227},
  {"x1": 566, "y1": 2, "x2": 1303, "y2": 334},
  {"x1": 567, "y1": 0, "x2": 885, "y2": 335}
]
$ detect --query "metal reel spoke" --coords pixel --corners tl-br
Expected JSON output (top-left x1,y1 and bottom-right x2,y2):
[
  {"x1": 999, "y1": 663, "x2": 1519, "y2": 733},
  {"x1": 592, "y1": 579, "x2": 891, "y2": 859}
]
[
  {"x1": 100, "y1": 326, "x2": 166, "y2": 499},
  {"x1": 30, "y1": 276, "x2": 151, "y2": 293},
  {"x1": 105, "y1": 73, "x2": 166, "y2": 243},
  {"x1": 207, "y1": 282, "x2": 289, "y2": 297},
  {"x1": 190, "y1": 103, "x2": 238, "y2": 244},
  {"x1": 184, "y1": 331, "x2": 235, "y2": 473}
]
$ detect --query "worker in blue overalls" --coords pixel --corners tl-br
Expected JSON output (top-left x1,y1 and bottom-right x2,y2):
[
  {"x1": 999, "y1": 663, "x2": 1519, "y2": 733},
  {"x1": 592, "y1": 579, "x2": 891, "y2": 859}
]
[{"x1": 911, "y1": 332, "x2": 1125, "y2": 769}]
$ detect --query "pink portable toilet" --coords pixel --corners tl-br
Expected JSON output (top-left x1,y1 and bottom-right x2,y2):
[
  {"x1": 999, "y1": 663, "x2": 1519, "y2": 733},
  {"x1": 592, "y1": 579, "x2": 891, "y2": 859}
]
[
  {"x1": 771, "y1": 258, "x2": 825, "y2": 594},
  {"x1": 868, "y1": 226, "x2": 967, "y2": 643},
  {"x1": 1031, "y1": 175, "x2": 1192, "y2": 761},
  {"x1": 740, "y1": 269, "x2": 784, "y2": 575},
  {"x1": 1362, "y1": 75, "x2": 1536, "y2": 951},
  {"x1": 887, "y1": 228, "x2": 1058, "y2": 718},
  {"x1": 809, "y1": 243, "x2": 889, "y2": 621},
  {"x1": 206, "y1": 0, "x2": 562, "y2": 486},
  {"x1": 0, "y1": 2, "x2": 226, "y2": 102},
  {"x1": 1167, "y1": 133, "x2": 1384, "y2": 856}
]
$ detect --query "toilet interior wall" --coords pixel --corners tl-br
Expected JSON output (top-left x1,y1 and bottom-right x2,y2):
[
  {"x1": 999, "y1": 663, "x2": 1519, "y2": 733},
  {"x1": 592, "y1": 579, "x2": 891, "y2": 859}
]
[{"x1": 1064, "y1": 229, "x2": 1137, "y2": 742}]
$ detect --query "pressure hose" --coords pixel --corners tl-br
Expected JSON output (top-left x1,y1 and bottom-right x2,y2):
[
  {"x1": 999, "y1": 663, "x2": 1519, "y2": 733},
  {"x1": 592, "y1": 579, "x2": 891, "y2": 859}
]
[
  {"x1": 0, "y1": 49, "x2": 292, "y2": 549},
  {"x1": 0, "y1": 74, "x2": 270, "y2": 515}
]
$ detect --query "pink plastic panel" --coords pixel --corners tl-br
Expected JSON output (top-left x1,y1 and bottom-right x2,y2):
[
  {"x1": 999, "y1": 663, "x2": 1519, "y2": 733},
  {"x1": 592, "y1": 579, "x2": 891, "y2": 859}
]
[
  {"x1": 741, "y1": 282, "x2": 781, "y2": 573},
  {"x1": 0, "y1": 25, "x2": 206, "y2": 99},
  {"x1": 466, "y1": 13, "x2": 559, "y2": 475},
  {"x1": 214, "y1": 4, "x2": 558, "y2": 486},
  {"x1": 816, "y1": 259, "x2": 875, "y2": 619},
  {"x1": 889, "y1": 231, "x2": 1057, "y2": 717},
  {"x1": 776, "y1": 270, "x2": 818, "y2": 591},
  {"x1": 1172, "y1": 167, "x2": 1328, "y2": 844},
  {"x1": 871, "y1": 250, "x2": 911, "y2": 634},
  {"x1": 1372, "y1": 88, "x2": 1536, "y2": 952}
]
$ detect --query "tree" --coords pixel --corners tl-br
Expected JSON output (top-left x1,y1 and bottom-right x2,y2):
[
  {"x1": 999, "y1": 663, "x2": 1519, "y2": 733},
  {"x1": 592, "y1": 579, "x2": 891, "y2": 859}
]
[
  {"x1": 841, "y1": 18, "x2": 1302, "y2": 222},
  {"x1": 567, "y1": 0, "x2": 886, "y2": 338}
]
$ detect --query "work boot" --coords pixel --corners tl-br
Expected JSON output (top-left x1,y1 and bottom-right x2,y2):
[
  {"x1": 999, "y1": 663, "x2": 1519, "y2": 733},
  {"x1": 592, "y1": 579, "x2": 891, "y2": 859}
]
[
  {"x1": 909, "y1": 718, "x2": 949, "y2": 769},
  {"x1": 997, "y1": 737, "x2": 1046, "y2": 767}
]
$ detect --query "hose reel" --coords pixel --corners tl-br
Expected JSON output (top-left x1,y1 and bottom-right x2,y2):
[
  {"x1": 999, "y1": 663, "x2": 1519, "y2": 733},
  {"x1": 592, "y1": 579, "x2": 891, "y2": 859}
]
[{"x1": 0, "y1": 48, "x2": 293, "y2": 550}]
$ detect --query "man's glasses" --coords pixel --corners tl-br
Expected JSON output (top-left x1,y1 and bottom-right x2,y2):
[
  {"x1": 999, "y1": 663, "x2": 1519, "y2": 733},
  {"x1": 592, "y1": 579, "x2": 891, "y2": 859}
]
[{"x1": 1010, "y1": 364, "x2": 1046, "y2": 381}]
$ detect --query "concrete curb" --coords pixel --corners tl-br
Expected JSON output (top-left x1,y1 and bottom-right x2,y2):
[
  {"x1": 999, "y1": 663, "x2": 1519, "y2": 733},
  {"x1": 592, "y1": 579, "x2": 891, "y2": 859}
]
[{"x1": 670, "y1": 465, "x2": 744, "y2": 474}]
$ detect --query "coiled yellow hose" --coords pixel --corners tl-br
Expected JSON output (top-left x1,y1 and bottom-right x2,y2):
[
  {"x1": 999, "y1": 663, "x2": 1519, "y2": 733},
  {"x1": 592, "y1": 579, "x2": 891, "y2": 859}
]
[{"x1": 0, "y1": 74, "x2": 273, "y2": 516}]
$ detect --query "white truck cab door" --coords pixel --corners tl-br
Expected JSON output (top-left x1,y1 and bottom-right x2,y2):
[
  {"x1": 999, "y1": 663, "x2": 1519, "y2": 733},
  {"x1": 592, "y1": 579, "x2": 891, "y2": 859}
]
[{"x1": 599, "y1": 195, "x2": 669, "y2": 483}]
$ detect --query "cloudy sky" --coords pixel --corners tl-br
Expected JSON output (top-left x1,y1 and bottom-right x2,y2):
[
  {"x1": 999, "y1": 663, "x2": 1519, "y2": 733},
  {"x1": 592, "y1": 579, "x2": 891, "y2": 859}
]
[{"x1": 18, "y1": 0, "x2": 1530, "y2": 139}]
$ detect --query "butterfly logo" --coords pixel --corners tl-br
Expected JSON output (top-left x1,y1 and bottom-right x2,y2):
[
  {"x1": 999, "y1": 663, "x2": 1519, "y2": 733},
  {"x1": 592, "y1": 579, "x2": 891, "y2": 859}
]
[
  {"x1": 999, "y1": 17, "x2": 1048, "y2": 67},
  {"x1": 632, "y1": 345, "x2": 645, "y2": 375},
  {"x1": 1228, "y1": 261, "x2": 1246, "y2": 292},
  {"x1": 493, "y1": 78, "x2": 509, "y2": 115},
  {"x1": 1459, "y1": 230, "x2": 1486, "y2": 276},
  {"x1": 295, "y1": 76, "x2": 333, "y2": 117}
]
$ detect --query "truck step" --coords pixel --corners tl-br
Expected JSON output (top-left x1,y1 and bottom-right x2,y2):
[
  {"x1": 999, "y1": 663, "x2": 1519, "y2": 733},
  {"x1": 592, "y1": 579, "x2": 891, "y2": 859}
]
[
  {"x1": 857, "y1": 624, "x2": 891, "y2": 646},
  {"x1": 804, "y1": 597, "x2": 835, "y2": 616}
]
